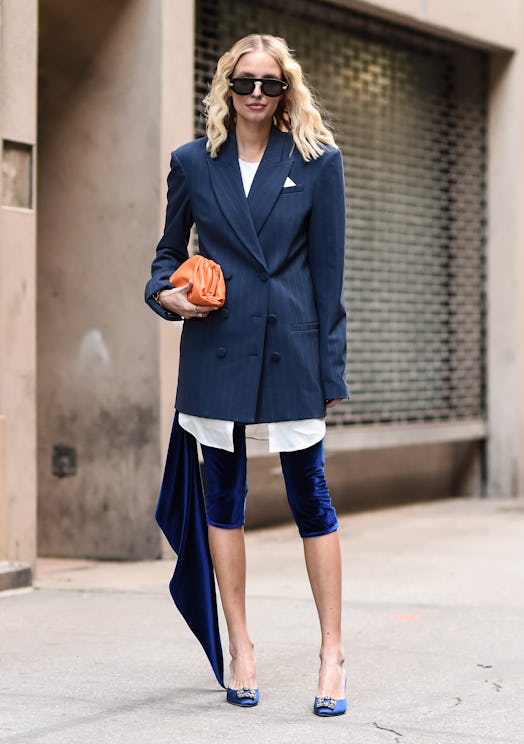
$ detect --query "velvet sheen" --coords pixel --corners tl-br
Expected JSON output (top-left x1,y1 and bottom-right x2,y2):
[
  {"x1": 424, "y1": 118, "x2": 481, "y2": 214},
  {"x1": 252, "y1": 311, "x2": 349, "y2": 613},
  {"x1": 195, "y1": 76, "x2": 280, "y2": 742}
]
[
  {"x1": 201, "y1": 426, "x2": 338, "y2": 537},
  {"x1": 280, "y1": 440, "x2": 338, "y2": 537},
  {"x1": 201, "y1": 424, "x2": 248, "y2": 528},
  {"x1": 155, "y1": 413, "x2": 225, "y2": 688}
]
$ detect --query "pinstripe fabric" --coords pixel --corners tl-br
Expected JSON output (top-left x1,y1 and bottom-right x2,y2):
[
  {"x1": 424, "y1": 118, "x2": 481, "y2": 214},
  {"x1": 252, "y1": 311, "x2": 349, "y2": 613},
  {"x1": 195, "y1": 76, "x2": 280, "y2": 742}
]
[{"x1": 145, "y1": 127, "x2": 348, "y2": 423}]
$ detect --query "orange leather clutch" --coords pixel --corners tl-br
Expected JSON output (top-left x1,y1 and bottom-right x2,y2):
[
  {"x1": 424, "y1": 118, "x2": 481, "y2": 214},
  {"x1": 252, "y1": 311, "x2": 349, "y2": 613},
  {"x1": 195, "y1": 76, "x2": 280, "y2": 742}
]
[{"x1": 169, "y1": 255, "x2": 226, "y2": 308}]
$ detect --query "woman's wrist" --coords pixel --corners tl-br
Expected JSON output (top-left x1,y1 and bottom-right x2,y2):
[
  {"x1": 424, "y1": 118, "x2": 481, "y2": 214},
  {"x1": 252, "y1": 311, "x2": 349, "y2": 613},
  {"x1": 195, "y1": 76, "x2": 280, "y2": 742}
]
[{"x1": 153, "y1": 290, "x2": 166, "y2": 308}]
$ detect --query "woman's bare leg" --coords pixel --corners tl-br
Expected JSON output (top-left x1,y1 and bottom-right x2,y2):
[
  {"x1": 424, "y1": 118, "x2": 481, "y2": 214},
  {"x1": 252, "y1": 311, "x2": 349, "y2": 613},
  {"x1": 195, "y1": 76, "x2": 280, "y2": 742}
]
[
  {"x1": 303, "y1": 530, "x2": 346, "y2": 698},
  {"x1": 208, "y1": 525, "x2": 257, "y2": 690}
]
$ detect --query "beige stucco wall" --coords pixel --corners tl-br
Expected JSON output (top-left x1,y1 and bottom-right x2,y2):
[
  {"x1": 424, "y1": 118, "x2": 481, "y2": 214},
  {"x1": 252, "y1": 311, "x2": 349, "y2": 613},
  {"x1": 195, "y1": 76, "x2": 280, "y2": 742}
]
[
  {"x1": 36, "y1": 0, "x2": 164, "y2": 558},
  {"x1": 340, "y1": 0, "x2": 521, "y2": 49},
  {"x1": 156, "y1": 0, "x2": 193, "y2": 558},
  {"x1": 487, "y1": 40, "x2": 524, "y2": 497},
  {"x1": 0, "y1": 0, "x2": 38, "y2": 565},
  {"x1": 0, "y1": 416, "x2": 6, "y2": 554},
  {"x1": 158, "y1": 0, "x2": 193, "y2": 456}
]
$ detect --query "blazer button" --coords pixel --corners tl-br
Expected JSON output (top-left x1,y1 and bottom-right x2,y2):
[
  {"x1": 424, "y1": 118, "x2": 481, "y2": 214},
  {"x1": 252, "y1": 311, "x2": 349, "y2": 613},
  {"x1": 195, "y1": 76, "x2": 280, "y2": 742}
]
[
  {"x1": 271, "y1": 352, "x2": 281, "y2": 362},
  {"x1": 268, "y1": 314, "x2": 277, "y2": 325},
  {"x1": 258, "y1": 272, "x2": 269, "y2": 282},
  {"x1": 221, "y1": 308, "x2": 230, "y2": 319},
  {"x1": 216, "y1": 347, "x2": 226, "y2": 358}
]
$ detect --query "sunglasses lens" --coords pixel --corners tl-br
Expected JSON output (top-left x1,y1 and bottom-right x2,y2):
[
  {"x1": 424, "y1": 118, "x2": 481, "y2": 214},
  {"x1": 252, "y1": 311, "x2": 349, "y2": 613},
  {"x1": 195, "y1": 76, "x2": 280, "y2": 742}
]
[
  {"x1": 231, "y1": 78, "x2": 255, "y2": 95},
  {"x1": 261, "y1": 80, "x2": 285, "y2": 97}
]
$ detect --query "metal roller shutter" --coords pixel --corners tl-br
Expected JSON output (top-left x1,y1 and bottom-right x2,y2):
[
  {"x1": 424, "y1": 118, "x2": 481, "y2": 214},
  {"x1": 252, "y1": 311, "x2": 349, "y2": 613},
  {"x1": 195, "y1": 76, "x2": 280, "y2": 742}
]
[{"x1": 195, "y1": 0, "x2": 487, "y2": 428}]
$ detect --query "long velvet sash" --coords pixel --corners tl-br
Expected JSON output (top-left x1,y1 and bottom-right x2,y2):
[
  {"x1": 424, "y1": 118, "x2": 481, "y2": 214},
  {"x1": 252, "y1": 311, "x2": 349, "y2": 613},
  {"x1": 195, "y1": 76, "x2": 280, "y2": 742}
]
[{"x1": 155, "y1": 412, "x2": 225, "y2": 688}]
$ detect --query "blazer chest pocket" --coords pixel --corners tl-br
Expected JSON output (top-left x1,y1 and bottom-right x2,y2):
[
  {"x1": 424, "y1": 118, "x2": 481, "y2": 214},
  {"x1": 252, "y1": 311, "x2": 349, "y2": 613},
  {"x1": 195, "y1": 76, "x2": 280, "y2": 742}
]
[
  {"x1": 291, "y1": 321, "x2": 319, "y2": 332},
  {"x1": 280, "y1": 185, "x2": 304, "y2": 194}
]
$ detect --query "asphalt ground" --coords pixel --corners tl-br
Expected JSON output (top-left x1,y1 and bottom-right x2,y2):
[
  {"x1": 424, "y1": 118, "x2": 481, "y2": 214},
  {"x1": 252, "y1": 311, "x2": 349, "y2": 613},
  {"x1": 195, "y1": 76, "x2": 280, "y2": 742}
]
[{"x1": 1, "y1": 497, "x2": 523, "y2": 744}]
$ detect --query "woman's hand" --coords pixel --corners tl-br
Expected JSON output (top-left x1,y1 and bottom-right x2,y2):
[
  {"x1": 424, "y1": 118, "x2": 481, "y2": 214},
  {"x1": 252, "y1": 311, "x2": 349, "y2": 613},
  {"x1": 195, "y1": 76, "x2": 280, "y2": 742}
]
[
  {"x1": 325, "y1": 398, "x2": 343, "y2": 409},
  {"x1": 157, "y1": 280, "x2": 218, "y2": 319}
]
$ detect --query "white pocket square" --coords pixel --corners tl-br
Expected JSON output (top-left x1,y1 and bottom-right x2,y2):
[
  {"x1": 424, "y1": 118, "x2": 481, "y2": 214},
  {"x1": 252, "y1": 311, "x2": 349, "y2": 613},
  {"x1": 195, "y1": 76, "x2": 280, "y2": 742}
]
[{"x1": 283, "y1": 176, "x2": 296, "y2": 188}]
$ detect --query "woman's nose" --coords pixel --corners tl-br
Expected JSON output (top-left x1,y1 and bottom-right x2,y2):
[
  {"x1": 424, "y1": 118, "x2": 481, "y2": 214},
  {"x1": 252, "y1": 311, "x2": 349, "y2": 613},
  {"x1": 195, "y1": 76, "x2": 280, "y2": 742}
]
[{"x1": 252, "y1": 81, "x2": 263, "y2": 97}]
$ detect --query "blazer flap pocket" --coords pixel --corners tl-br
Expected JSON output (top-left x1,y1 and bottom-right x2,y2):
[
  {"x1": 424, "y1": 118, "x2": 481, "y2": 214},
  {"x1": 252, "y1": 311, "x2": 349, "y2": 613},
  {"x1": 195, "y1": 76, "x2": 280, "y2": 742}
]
[
  {"x1": 281, "y1": 185, "x2": 304, "y2": 194},
  {"x1": 291, "y1": 321, "x2": 320, "y2": 332}
]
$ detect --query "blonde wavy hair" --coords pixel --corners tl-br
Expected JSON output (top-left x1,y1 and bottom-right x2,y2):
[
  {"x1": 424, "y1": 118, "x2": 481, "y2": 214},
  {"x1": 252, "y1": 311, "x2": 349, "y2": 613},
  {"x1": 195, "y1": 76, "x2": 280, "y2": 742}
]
[{"x1": 204, "y1": 34, "x2": 335, "y2": 161}]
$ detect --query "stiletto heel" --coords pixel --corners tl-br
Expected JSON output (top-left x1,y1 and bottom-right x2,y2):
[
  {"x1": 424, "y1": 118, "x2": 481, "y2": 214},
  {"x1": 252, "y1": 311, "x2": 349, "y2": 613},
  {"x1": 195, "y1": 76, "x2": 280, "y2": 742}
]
[
  {"x1": 313, "y1": 677, "x2": 347, "y2": 717},
  {"x1": 226, "y1": 687, "x2": 260, "y2": 707}
]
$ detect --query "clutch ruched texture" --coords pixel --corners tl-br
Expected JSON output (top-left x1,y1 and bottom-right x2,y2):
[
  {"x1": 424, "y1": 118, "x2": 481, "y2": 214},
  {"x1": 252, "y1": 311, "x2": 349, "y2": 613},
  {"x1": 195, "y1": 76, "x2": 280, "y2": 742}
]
[{"x1": 170, "y1": 255, "x2": 226, "y2": 308}]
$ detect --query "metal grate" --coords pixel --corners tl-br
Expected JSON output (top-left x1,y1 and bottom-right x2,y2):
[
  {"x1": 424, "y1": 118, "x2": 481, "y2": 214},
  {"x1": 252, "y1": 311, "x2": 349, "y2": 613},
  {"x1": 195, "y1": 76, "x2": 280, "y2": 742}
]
[{"x1": 195, "y1": 0, "x2": 487, "y2": 427}]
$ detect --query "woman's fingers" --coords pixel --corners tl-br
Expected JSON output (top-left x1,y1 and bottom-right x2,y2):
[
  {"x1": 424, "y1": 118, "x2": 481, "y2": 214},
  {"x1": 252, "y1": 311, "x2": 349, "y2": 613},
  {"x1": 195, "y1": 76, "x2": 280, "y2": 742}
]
[{"x1": 159, "y1": 280, "x2": 219, "y2": 318}]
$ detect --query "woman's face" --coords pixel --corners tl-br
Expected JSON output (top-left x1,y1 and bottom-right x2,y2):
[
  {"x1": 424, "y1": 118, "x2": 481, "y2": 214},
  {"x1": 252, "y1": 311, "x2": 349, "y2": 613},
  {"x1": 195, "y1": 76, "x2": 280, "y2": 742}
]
[{"x1": 230, "y1": 51, "x2": 283, "y2": 128}]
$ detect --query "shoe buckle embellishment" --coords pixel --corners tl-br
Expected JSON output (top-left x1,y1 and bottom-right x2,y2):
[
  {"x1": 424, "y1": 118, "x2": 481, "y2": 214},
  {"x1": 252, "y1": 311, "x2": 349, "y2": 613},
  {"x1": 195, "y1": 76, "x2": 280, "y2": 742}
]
[
  {"x1": 316, "y1": 696, "x2": 336, "y2": 710},
  {"x1": 237, "y1": 688, "x2": 257, "y2": 700}
]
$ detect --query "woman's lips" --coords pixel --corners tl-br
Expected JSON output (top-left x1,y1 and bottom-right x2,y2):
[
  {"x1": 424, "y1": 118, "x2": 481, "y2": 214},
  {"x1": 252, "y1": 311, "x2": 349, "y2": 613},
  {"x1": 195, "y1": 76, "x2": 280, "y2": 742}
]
[{"x1": 247, "y1": 103, "x2": 265, "y2": 109}]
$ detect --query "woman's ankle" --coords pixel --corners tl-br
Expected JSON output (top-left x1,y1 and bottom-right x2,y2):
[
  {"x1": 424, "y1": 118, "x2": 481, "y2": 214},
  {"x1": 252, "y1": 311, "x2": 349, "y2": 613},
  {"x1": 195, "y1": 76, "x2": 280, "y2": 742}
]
[
  {"x1": 229, "y1": 638, "x2": 255, "y2": 660},
  {"x1": 319, "y1": 644, "x2": 345, "y2": 667}
]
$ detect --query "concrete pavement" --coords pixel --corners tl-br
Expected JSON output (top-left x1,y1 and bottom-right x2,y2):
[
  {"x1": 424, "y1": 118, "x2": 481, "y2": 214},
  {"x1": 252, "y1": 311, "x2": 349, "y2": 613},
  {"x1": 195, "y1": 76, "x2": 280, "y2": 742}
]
[{"x1": 1, "y1": 497, "x2": 523, "y2": 743}]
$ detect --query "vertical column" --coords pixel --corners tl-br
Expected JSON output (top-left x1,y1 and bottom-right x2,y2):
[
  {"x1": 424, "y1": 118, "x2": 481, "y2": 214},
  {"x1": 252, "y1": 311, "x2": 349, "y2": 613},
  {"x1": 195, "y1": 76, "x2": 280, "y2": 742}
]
[
  {"x1": 518, "y1": 26, "x2": 524, "y2": 498},
  {"x1": 37, "y1": 0, "x2": 164, "y2": 559},
  {"x1": 0, "y1": 416, "x2": 6, "y2": 557},
  {"x1": 158, "y1": 0, "x2": 195, "y2": 451},
  {"x1": 487, "y1": 36, "x2": 524, "y2": 497},
  {"x1": 0, "y1": 0, "x2": 38, "y2": 569},
  {"x1": 157, "y1": 0, "x2": 195, "y2": 556}
]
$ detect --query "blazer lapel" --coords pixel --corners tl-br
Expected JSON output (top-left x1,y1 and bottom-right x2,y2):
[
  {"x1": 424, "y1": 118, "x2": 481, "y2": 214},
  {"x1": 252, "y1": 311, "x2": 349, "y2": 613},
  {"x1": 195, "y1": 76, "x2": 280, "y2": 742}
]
[
  {"x1": 207, "y1": 133, "x2": 268, "y2": 270},
  {"x1": 247, "y1": 129, "x2": 293, "y2": 234}
]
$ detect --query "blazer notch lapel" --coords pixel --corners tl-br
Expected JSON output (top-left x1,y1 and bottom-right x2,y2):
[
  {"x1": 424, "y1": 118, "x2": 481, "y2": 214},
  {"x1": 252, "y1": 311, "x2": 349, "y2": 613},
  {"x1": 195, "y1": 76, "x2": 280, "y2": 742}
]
[
  {"x1": 207, "y1": 157, "x2": 268, "y2": 270},
  {"x1": 247, "y1": 159, "x2": 293, "y2": 234}
]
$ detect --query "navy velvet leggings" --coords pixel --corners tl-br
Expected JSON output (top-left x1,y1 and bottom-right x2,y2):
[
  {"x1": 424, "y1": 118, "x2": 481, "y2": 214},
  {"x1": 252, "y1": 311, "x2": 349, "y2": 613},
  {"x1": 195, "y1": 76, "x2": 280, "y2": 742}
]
[{"x1": 200, "y1": 424, "x2": 338, "y2": 538}]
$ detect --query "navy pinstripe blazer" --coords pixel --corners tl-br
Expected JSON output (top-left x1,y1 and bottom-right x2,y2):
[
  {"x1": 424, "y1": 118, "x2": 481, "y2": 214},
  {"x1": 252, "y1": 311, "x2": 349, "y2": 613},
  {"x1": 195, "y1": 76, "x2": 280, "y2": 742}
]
[{"x1": 145, "y1": 126, "x2": 349, "y2": 423}]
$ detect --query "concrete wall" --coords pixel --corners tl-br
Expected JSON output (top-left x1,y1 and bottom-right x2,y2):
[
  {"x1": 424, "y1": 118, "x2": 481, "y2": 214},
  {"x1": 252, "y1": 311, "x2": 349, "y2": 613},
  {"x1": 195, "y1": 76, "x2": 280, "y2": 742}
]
[
  {"x1": 0, "y1": 416, "x2": 6, "y2": 555},
  {"x1": 487, "y1": 39, "x2": 524, "y2": 498},
  {"x1": 36, "y1": 0, "x2": 164, "y2": 558},
  {"x1": 329, "y1": 0, "x2": 524, "y2": 499},
  {"x1": 245, "y1": 439, "x2": 482, "y2": 530},
  {"x1": 2, "y1": 0, "x2": 523, "y2": 567},
  {"x1": 339, "y1": 0, "x2": 521, "y2": 50},
  {"x1": 0, "y1": 0, "x2": 38, "y2": 566},
  {"x1": 158, "y1": 0, "x2": 193, "y2": 457},
  {"x1": 156, "y1": 0, "x2": 193, "y2": 558}
]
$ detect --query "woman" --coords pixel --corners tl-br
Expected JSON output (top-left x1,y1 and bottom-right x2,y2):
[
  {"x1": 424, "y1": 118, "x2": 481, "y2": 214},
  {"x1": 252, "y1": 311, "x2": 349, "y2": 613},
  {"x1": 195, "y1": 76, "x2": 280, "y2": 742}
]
[{"x1": 145, "y1": 33, "x2": 349, "y2": 716}]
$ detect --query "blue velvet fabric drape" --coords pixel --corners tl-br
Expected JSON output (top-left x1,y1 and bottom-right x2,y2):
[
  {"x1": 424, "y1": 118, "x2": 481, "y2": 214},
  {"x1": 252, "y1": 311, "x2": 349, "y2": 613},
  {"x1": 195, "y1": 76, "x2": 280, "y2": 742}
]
[{"x1": 155, "y1": 412, "x2": 225, "y2": 688}]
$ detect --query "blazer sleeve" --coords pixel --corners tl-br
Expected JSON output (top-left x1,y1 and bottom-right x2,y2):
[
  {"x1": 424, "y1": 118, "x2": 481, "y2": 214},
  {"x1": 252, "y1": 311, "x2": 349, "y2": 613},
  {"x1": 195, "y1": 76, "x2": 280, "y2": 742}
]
[
  {"x1": 145, "y1": 151, "x2": 194, "y2": 321},
  {"x1": 307, "y1": 146, "x2": 349, "y2": 400}
]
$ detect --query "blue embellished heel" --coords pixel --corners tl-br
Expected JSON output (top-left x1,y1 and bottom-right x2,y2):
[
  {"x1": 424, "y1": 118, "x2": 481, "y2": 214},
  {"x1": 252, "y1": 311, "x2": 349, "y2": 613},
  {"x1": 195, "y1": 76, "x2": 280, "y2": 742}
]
[
  {"x1": 226, "y1": 687, "x2": 260, "y2": 707},
  {"x1": 313, "y1": 677, "x2": 347, "y2": 717}
]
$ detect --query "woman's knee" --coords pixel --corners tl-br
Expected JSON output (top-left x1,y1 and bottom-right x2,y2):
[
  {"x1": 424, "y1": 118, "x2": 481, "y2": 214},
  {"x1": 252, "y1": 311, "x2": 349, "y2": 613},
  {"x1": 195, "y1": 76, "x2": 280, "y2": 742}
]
[
  {"x1": 280, "y1": 441, "x2": 338, "y2": 537},
  {"x1": 205, "y1": 484, "x2": 248, "y2": 528}
]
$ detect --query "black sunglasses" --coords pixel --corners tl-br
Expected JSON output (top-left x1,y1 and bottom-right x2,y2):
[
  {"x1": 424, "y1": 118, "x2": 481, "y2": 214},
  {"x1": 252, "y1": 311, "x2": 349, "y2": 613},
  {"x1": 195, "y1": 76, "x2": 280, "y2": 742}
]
[{"x1": 228, "y1": 76, "x2": 288, "y2": 97}]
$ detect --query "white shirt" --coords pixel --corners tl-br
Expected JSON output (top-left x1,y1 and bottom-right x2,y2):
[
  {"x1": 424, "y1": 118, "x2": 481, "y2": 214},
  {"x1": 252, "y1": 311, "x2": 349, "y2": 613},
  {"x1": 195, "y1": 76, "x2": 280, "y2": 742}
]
[
  {"x1": 238, "y1": 158, "x2": 260, "y2": 195},
  {"x1": 178, "y1": 158, "x2": 326, "y2": 453}
]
